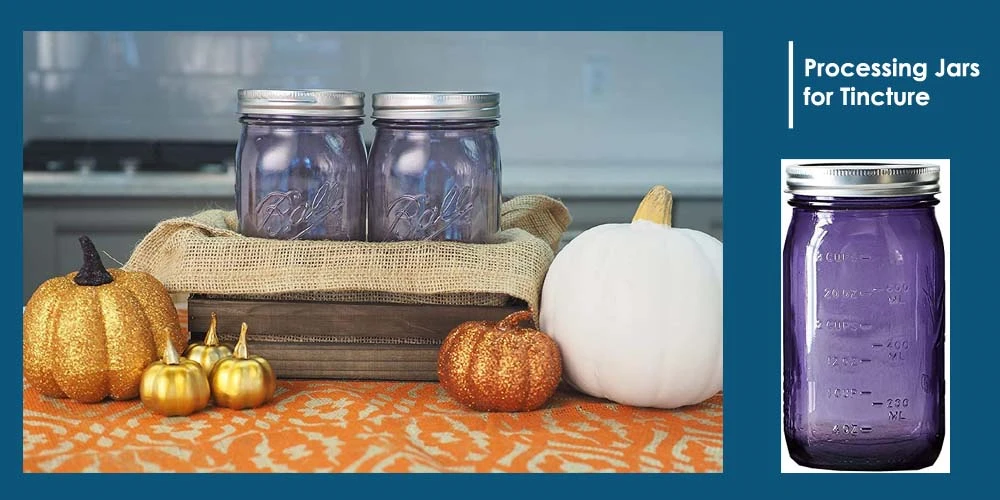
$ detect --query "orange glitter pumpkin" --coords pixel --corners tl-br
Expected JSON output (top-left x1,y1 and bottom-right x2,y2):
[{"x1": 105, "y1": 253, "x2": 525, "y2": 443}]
[{"x1": 437, "y1": 310, "x2": 562, "y2": 412}]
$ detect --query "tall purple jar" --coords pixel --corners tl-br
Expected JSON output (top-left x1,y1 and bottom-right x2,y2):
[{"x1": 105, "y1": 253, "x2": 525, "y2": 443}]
[
  {"x1": 783, "y1": 163, "x2": 945, "y2": 471},
  {"x1": 235, "y1": 89, "x2": 366, "y2": 241},
  {"x1": 367, "y1": 92, "x2": 501, "y2": 243}
]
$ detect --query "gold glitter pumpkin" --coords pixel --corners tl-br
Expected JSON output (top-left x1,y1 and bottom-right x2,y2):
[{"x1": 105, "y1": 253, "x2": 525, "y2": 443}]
[
  {"x1": 437, "y1": 310, "x2": 562, "y2": 412},
  {"x1": 210, "y1": 323, "x2": 277, "y2": 410},
  {"x1": 140, "y1": 339, "x2": 210, "y2": 416},
  {"x1": 183, "y1": 312, "x2": 233, "y2": 375},
  {"x1": 22, "y1": 236, "x2": 187, "y2": 403}
]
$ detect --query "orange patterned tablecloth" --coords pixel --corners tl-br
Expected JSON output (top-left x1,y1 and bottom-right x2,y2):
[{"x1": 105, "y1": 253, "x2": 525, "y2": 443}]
[{"x1": 22, "y1": 308, "x2": 722, "y2": 473}]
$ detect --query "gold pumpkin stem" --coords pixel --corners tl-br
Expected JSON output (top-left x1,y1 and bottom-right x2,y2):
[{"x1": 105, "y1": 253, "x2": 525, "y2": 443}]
[
  {"x1": 204, "y1": 312, "x2": 220, "y2": 346},
  {"x1": 234, "y1": 322, "x2": 249, "y2": 359},
  {"x1": 632, "y1": 185, "x2": 673, "y2": 226},
  {"x1": 163, "y1": 338, "x2": 181, "y2": 365},
  {"x1": 497, "y1": 310, "x2": 534, "y2": 331}
]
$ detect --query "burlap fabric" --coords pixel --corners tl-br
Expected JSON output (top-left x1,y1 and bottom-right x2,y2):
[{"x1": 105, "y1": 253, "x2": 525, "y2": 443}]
[{"x1": 124, "y1": 195, "x2": 571, "y2": 317}]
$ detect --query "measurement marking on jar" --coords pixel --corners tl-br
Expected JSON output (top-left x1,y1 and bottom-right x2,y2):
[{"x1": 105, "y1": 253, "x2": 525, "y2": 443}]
[
  {"x1": 886, "y1": 398, "x2": 909, "y2": 408},
  {"x1": 822, "y1": 284, "x2": 911, "y2": 302},
  {"x1": 832, "y1": 423, "x2": 862, "y2": 435},
  {"x1": 828, "y1": 356, "x2": 864, "y2": 367},
  {"x1": 872, "y1": 401, "x2": 884, "y2": 406},
  {"x1": 826, "y1": 356, "x2": 873, "y2": 367},
  {"x1": 827, "y1": 388, "x2": 868, "y2": 398},
  {"x1": 887, "y1": 283, "x2": 910, "y2": 305},
  {"x1": 861, "y1": 391, "x2": 872, "y2": 395},
  {"x1": 814, "y1": 320, "x2": 873, "y2": 332},
  {"x1": 822, "y1": 288, "x2": 878, "y2": 299},
  {"x1": 886, "y1": 398, "x2": 909, "y2": 421},
  {"x1": 884, "y1": 340, "x2": 910, "y2": 350},
  {"x1": 860, "y1": 426, "x2": 873, "y2": 433},
  {"x1": 815, "y1": 253, "x2": 876, "y2": 263},
  {"x1": 878, "y1": 338, "x2": 912, "y2": 362}
]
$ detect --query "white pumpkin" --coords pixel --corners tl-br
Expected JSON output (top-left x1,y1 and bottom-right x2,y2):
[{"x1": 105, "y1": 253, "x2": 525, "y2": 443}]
[{"x1": 540, "y1": 185, "x2": 722, "y2": 409}]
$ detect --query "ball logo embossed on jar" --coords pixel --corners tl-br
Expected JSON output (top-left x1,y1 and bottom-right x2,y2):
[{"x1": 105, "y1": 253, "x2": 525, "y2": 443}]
[
  {"x1": 255, "y1": 180, "x2": 347, "y2": 240},
  {"x1": 385, "y1": 185, "x2": 477, "y2": 240}
]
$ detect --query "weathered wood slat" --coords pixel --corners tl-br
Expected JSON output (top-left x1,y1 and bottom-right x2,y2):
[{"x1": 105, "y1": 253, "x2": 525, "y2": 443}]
[
  {"x1": 188, "y1": 295, "x2": 523, "y2": 341},
  {"x1": 186, "y1": 295, "x2": 525, "y2": 381},
  {"x1": 243, "y1": 343, "x2": 440, "y2": 381}
]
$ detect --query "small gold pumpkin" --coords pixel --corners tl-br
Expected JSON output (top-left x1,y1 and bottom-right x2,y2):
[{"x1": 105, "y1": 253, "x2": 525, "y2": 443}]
[
  {"x1": 140, "y1": 340, "x2": 211, "y2": 416},
  {"x1": 210, "y1": 323, "x2": 277, "y2": 410},
  {"x1": 437, "y1": 310, "x2": 563, "y2": 412},
  {"x1": 184, "y1": 312, "x2": 233, "y2": 375}
]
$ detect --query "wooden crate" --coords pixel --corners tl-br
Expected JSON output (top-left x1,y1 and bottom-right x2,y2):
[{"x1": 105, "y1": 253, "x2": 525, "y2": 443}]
[{"x1": 187, "y1": 295, "x2": 524, "y2": 381}]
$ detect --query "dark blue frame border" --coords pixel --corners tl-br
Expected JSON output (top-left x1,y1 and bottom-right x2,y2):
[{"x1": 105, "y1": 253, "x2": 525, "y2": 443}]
[{"x1": 8, "y1": 0, "x2": 995, "y2": 491}]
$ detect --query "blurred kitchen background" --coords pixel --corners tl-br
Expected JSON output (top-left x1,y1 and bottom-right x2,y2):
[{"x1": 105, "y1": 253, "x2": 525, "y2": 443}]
[{"x1": 22, "y1": 31, "x2": 722, "y2": 303}]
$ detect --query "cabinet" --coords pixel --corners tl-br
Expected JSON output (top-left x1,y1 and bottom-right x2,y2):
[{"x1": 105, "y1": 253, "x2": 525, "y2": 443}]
[{"x1": 22, "y1": 196, "x2": 234, "y2": 303}]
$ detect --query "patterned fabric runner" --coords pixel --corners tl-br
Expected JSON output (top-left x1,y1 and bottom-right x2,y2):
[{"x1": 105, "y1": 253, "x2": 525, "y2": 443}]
[{"x1": 22, "y1": 310, "x2": 722, "y2": 472}]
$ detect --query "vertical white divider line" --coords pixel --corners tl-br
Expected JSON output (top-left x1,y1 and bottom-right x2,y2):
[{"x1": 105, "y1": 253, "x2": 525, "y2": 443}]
[{"x1": 788, "y1": 41, "x2": 795, "y2": 130}]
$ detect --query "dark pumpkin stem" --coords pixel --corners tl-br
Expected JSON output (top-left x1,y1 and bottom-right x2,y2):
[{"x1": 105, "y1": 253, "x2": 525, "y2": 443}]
[
  {"x1": 497, "y1": 310, "x2": 534, "y2": 331},
  {"x1": 73, "y1": 236, "x2": 114, "y2": 286}
]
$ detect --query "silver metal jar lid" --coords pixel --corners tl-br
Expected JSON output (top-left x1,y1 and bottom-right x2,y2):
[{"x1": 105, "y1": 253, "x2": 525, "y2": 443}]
[
  {"x1": 371, "y1": 92, "x2": 500, "y2": 120},
  {"x1": 786, "y1": 162, "x2": 940, "y2": 197},
  {"x1": 237, "y1": 89, "x2": 365, "y2": 117}
]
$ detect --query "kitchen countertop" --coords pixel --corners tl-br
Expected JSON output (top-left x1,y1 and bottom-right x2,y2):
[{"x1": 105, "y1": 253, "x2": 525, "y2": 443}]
[{"x1": 23, "y1": 164, "x2": 722, "y2": 199}]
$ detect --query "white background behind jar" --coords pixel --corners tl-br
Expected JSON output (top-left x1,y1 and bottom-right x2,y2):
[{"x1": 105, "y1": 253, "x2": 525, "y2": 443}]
[{"x1": 779, "y1": 159, "x2": 951, "y2": 474}]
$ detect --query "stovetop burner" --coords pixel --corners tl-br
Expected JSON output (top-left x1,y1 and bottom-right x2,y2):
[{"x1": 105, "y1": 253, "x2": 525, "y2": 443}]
[{"x1": 23, "y1": 140, "x2": 238, "y2": 174}]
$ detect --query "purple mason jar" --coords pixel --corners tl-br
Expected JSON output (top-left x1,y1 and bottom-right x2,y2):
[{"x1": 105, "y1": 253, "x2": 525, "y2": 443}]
[
  {"x1": 782, "y1": 163, "x2": 945, "y2": 471},
  {"x1": 236, "y1": 89, "x2": 366, "y2": 240},
  {"x1": 367, "y1": 92, "x2": 501, "y2": 243}
]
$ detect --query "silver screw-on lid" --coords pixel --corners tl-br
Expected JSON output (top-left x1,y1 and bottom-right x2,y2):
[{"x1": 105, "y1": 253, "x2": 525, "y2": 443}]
[
  {"x1": 237, "y1": 89, "x2": 365, "y2": 117},
  {"x1": 786, "y1": 163, "x2": 940, "y2": 197},
  {"x1": 371, "y1": 92, "x2": 500, "y2": 120}
]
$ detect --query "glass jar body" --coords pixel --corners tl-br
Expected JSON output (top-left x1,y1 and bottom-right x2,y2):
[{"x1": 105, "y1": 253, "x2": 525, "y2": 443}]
[
  {"x1": 367, "y1": 119, "x2": 501, "y2": 243},
  {"x1": 782, "y1": 195, "x2": 945, "y2": 471},
  {"x1": 236, "y1": 115, "x2": 366, "y2": 241}
]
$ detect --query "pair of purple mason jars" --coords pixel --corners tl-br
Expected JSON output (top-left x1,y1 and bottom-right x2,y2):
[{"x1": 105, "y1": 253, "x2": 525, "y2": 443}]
[
  {"x1": 235, "y1": 89, "x2": 501, "y2": 243},
  {"x1": 783, "y1": 163, "x2": 945, "y2": 471}
]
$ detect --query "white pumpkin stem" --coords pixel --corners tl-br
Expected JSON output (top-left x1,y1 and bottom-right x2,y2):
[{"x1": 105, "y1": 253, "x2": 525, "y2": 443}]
[
  {"x1": 234, "y1": 322, "x2": 250, "y2": 359},
  {"x1": 204, "y1": 312, "x2": 220, "y2": 347},
  {"x1": 632, "y1": 185, "x2": 673, "y2": 226},
  {"x1": 163, "y1": 338, "x2": 181, "y2": 365}
]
